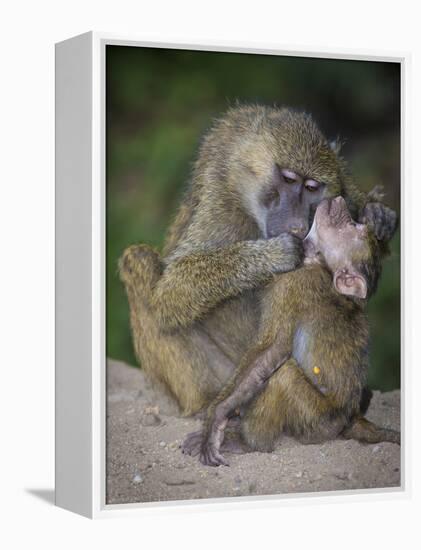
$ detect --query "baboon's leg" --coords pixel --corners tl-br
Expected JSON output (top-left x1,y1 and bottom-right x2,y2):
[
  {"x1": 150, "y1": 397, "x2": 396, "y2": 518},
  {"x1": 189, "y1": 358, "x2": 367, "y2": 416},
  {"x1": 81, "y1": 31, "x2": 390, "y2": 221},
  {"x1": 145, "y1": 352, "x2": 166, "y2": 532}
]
[
  {"x1": 240, "y1": 362, "x2": 290, "y2": 452},
  {"x1": 119, "y1": 244, "x2": 230, "y2": 416},
  {"x1": 242, "y1": 359, "x2": 345, "y2": 451}
]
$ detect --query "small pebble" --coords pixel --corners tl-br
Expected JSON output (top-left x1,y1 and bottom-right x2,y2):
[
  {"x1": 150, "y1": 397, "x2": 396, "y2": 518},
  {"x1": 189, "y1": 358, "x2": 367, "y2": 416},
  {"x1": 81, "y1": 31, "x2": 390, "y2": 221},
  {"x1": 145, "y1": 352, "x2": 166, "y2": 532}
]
[
  {"x1": 140, "y1": 412, "x2": 161, "y2": 427},
  {"x1": 132, "y1": 472, "x2": 143, "y2": 484},
  {"x1": 372, "y1": 445, "x2": 380, "y2": 454},
  {"x1": 159, "y1": 441, "x2": 167, "y2": 448},
  {"x1": 334, "y1": 471, "x2": 352, "y2": 481}
]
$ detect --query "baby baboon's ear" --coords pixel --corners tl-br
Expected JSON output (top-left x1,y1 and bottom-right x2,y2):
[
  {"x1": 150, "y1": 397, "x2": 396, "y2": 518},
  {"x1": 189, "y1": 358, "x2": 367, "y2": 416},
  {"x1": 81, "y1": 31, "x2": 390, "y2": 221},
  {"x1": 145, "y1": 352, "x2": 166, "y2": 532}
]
[{"x1": 333, "y1": 268, "x2": 367, "y2": 299}]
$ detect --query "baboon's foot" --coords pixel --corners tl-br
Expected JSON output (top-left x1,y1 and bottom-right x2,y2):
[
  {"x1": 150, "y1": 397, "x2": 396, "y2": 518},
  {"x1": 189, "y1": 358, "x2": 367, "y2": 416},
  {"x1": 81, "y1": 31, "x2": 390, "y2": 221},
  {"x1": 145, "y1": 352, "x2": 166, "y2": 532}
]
[
  {"x1": 342, "y1": 417, "x2": 401, "y2": 445},
  {"x1": 384, "y1": 428, "x2": 401, "y2": 445},
  {"x1": 358, "y1": 427, "x2": 400, "y2": 445}
]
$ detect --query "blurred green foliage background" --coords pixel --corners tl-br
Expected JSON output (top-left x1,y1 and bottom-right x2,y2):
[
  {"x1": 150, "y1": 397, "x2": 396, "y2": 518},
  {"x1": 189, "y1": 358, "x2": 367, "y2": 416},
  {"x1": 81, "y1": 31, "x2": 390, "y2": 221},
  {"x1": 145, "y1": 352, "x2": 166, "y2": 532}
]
[{"x1": 106, "y1": 46, "x2": 400, "y2": 391}]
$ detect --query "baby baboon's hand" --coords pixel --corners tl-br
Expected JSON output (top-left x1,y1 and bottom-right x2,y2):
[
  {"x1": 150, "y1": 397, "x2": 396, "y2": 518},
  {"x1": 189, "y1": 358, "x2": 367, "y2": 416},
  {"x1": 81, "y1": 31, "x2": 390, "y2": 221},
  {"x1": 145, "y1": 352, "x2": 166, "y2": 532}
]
[
  {"x1": 181, "y1": 429, "x2": 230, "y2": 466},
  {"x1": 200, "y1": 440, "x2": 230, "y2": 467},
  {"x1": 360, "y1": 202, "x2": 398, "y2": 242},
  {"x1": 269, "y1": 233, "x2": 304, "y2": 273}
]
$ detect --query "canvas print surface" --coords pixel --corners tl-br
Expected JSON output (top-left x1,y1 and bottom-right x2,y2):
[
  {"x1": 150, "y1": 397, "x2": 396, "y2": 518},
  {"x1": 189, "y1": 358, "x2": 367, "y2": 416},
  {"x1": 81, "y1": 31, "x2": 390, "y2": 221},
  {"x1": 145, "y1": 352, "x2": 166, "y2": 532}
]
[{"x1": 105, "y1": 46, "x2": 401, "y2": 505}]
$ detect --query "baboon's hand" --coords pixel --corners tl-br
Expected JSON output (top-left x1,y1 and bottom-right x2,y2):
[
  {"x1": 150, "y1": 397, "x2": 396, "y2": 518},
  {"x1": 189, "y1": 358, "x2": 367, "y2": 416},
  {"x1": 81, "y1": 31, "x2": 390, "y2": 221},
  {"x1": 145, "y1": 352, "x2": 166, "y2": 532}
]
[
  {"x1": 359, "y1": 202, "x2": 398, "y2": 242},
  {"x1": 269, "y1": 233, "x2": 304, "y2": 274}
]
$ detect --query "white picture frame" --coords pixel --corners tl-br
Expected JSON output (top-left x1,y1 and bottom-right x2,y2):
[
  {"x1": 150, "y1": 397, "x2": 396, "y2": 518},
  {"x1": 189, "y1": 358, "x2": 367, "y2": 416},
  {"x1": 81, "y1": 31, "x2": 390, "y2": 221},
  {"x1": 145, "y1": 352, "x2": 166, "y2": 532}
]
[{"x1": 55, "y1": 31, "x2": 409, "y2": 519}]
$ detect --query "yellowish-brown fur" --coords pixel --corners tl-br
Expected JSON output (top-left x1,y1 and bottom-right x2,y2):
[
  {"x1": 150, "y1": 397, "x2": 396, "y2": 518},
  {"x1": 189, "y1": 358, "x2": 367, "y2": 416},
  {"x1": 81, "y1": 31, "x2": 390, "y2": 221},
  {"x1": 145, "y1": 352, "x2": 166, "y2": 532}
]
[
  {"x1": 241, "y1": 265, "x2": 368, "y2": 451},
  {"x1": 119, "y1": 105, "x2": 394, "y2": 420}
]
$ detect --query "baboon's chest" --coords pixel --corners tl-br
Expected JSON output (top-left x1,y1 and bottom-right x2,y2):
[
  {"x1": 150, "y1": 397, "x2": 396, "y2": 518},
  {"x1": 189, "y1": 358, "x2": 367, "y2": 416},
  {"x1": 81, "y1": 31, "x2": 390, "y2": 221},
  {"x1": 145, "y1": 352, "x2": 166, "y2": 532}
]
[
  {"x1": 292, "y1": 314, "x2": 365, "y2": 395},
  {"x1": 292, "y1": 325, "x2": 329, "y2": 393}
]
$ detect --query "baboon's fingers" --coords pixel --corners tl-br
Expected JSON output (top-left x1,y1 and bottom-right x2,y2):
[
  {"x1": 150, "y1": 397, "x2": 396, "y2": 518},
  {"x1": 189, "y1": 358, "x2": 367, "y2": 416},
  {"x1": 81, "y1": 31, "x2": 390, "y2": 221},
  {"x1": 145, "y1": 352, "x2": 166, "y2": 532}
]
[{"x1": 360, "y1": 202, "x2": 398, "y2": 242}]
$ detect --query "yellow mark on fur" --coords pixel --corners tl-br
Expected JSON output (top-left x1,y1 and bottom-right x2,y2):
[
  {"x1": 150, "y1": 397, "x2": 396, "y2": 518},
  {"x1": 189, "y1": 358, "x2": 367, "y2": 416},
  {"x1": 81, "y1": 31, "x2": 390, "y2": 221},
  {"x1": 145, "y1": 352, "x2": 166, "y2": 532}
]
[{"x1": 313, "y1": 366, "x2": 321, "y2": 375}]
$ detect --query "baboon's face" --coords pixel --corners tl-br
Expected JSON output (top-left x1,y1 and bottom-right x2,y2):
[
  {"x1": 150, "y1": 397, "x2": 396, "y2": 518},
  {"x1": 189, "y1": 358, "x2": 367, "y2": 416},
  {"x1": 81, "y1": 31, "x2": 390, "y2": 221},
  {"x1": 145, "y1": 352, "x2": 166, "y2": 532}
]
[
  {"x1": 305, "y1": 196, "x2": 372, "y2": 299},
  {"x1": 260, "y1": 165, "x2": 326, "y2": 239}
]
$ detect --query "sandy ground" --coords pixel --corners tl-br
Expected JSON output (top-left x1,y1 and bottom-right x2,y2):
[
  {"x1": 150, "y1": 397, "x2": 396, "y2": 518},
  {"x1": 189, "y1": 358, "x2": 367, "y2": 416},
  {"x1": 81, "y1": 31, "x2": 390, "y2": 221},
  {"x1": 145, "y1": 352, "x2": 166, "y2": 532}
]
[{"x1": 106, "y1": 359, "x2": 401, "y2": 505}]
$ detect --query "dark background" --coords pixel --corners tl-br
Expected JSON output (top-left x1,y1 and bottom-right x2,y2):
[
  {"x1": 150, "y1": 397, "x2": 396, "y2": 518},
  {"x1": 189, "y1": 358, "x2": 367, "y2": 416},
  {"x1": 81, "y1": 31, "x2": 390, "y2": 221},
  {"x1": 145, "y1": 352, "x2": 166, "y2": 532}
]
[{"x1": 106, "y1": 45, "x2": 400, "y2": 391}]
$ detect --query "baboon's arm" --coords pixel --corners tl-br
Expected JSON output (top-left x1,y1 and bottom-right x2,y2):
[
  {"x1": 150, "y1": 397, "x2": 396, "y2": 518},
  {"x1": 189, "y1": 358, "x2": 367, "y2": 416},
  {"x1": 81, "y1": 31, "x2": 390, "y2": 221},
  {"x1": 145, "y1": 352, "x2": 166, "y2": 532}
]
[{"x1": 151, "y1": 234, "x2": 302, "y2": 330}]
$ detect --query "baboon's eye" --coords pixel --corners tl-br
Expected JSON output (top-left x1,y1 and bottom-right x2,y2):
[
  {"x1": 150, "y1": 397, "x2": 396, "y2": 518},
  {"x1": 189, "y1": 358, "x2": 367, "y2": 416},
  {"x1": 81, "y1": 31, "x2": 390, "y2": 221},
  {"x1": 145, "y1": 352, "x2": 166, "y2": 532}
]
[
  {"x1": 281, "y1": 169, "x2": 298, "y2": 184},
  {"x1": 305, "y1": 179, "x2": 320, "y2": 192}
]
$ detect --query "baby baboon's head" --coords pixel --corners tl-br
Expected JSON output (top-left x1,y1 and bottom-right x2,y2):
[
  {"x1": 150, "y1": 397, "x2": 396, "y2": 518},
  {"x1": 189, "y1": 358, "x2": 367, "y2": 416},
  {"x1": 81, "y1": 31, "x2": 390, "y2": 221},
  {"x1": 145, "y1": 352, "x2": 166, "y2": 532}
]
[{"x1": 304, "y1": 196, "x2": 381, "y2": 299}]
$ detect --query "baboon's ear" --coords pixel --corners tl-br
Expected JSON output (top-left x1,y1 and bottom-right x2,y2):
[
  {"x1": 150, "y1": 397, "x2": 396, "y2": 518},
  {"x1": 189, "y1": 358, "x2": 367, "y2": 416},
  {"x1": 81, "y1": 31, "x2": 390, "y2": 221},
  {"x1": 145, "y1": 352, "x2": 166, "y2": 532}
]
[
  {"x1": 329, "y1": 139, "x2": 343, "y2": 155},
  {"x1": 333, "y1": 268, "x2": 367, "y2": 299}
]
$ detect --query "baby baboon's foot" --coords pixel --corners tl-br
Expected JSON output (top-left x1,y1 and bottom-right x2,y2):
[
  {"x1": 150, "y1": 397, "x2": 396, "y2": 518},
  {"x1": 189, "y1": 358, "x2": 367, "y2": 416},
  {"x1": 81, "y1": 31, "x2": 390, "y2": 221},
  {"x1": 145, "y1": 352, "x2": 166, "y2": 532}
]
[
  {"x1": 342, "y1": 417, "x2": 401, "y2": 445},
  {"x1": 378, "y1": 428, "x2": 401, "y2": 445}
]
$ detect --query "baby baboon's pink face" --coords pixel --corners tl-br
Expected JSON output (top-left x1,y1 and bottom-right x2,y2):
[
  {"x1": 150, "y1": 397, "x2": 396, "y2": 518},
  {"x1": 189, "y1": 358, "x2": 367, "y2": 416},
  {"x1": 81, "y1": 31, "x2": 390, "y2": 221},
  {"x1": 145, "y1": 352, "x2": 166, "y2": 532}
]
[{"x1": 304, "y1": 196, "x2": 372, "y2": 299}]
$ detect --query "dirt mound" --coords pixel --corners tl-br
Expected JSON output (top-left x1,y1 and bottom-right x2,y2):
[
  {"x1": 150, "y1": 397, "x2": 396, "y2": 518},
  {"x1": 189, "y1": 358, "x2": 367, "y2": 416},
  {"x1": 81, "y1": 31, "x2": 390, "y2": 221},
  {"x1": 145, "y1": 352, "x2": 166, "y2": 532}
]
[{"x1": 106, "y1": 359, "x2": 401, "y2": 505}]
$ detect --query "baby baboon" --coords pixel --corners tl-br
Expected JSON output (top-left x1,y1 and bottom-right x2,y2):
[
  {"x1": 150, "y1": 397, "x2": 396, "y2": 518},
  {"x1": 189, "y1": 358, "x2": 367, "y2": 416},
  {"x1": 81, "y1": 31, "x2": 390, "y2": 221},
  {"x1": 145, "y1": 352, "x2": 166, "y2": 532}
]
[
  {"x1": 119, "y1": 105, "x2": 397, "y2": 416},
  {"x1": 182, "y1": 197, "x2": 400, "y2": 467}
]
